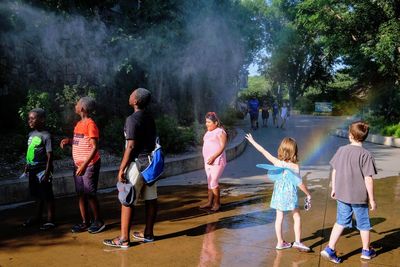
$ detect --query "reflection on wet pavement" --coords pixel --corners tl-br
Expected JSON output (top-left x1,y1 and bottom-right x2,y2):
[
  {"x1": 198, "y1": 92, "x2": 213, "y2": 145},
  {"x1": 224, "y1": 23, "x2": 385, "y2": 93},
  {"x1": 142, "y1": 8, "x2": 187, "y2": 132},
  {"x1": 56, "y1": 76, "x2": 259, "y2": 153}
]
[
  {"x1": 1, "y1": 116, "x2": 400, "y2": 266},
  {"x1": 0, "y1": 176, "x2": 399, "y2": 266}
]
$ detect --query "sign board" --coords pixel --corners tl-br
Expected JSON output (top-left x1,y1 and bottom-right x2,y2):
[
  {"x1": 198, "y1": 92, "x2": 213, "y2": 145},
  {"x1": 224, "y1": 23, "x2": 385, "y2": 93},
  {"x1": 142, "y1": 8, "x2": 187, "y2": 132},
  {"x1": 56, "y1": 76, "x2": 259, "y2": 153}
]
[{"x1": 315, "y1": 102, "x2": 332, "y2": 113}]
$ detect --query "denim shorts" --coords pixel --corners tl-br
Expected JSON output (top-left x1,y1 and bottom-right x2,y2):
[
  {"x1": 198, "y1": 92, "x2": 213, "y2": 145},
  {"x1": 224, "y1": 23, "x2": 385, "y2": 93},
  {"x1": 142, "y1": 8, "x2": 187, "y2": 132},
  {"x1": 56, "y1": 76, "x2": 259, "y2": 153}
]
[{"x1": 336, "y1": 200, "x2": 371, "y2": 231}]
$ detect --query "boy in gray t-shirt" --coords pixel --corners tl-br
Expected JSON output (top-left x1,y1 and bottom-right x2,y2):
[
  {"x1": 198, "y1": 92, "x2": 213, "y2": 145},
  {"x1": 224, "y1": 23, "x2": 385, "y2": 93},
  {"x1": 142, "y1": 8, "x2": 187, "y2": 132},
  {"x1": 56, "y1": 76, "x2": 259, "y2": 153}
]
[{"x1": 321, "y1": 121, "x2": 377, "y2": 263}]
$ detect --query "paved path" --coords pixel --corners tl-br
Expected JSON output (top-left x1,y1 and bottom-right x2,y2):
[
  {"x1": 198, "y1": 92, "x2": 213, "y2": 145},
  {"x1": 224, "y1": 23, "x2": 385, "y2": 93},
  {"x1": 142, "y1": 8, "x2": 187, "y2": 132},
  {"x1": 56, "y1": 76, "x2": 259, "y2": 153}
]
[{"x1": 1, "y1": 115, "x2": 399, "y2": 266}]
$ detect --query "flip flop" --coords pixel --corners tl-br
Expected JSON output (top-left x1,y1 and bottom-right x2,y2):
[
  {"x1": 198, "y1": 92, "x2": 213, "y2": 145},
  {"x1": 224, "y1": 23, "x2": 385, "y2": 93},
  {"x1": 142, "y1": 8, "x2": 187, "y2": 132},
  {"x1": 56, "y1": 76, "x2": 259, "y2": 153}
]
[
  {"x1": 132, "y1": 232, "x2": 154, "y2": 243},
  {"x1": 103, "y1": 237, "x2": 130, "y2": 248}
]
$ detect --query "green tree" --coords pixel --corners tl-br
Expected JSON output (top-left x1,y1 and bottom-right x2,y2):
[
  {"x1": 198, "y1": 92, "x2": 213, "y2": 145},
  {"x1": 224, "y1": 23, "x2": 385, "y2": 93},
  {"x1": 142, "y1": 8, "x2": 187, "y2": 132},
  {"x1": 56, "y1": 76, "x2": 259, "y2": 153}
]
[{"x1": 297, "y1": 0, "x2": 400, "y2": 122}]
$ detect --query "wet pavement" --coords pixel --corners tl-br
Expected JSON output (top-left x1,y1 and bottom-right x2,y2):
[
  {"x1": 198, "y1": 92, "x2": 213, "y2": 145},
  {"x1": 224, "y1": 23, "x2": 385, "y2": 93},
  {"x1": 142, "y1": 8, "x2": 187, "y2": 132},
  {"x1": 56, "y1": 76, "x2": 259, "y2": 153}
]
[{"x1": 1, "y1": 115, "x2": 400, "y2": 266}]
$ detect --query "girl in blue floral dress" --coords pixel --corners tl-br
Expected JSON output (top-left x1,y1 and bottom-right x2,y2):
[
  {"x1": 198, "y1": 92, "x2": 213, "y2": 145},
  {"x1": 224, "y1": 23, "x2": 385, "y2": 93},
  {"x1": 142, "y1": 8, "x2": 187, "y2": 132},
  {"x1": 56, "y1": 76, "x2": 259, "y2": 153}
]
[{"x1": 245, "y1": 133, "x2": 312, "y2": 251}]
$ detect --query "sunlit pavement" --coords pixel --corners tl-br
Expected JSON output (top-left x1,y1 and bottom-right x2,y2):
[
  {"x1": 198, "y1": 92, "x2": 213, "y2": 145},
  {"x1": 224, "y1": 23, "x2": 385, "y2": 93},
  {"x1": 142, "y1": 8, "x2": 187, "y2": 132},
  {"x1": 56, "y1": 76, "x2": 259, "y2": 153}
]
[{"x1": 1, "y1": 115, "x2": 399, "y2": 266}]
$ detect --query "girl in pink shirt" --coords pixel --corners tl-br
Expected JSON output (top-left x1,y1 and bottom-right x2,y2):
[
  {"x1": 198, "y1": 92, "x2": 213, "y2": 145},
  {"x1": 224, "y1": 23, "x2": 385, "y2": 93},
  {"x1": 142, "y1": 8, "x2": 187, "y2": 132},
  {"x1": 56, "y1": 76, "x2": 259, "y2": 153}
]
[{"x1": 200, "y1": 112, "x2": 227, "y2": 212}]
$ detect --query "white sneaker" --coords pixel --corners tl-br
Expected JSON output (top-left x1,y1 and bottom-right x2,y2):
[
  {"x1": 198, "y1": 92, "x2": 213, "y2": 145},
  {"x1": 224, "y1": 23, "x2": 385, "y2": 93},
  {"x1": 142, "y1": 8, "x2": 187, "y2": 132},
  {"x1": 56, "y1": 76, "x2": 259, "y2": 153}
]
[{"x1": 292, "y1": 242, "x2": 310, "y2": 251}]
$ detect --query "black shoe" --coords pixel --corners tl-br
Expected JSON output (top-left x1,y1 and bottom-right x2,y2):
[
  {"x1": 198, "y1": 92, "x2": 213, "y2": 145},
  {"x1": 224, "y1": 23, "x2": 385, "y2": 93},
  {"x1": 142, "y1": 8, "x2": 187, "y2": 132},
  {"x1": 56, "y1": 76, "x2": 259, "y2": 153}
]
[
  {"x1": 88, "y1": 220, "x2": 105, "y2": 234},
  {"x1": 40, "y1": 222, "x2": 56, "y2": 230},
  {"x1": 71, "y1": 222, "x2": 89, "y2": 233}
]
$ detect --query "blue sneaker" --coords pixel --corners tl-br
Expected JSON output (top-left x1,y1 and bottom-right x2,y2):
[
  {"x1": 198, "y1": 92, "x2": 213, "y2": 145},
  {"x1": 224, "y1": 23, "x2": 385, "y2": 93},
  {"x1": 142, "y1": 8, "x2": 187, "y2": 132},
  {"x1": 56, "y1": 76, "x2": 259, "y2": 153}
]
[
  {"x1": 320, "y1": 246, "x2": 342, "y2": 264},
  {"x1": 361, "y1": 248, "x2": 376, "y2": 260}
]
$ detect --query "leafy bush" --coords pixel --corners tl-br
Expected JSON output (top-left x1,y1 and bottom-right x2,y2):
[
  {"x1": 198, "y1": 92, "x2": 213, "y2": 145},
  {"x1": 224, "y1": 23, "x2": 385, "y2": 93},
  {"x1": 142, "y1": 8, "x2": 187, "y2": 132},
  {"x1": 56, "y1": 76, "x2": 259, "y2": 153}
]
[
  {"x1": 295, "y1": 96, "x2": 314, "y2": 114},
  {"x1": 220, "y1": 106, "x2": 241, "y2": 127},
  {"x1": 381, "y1": 124, "x2": 400, "y2": 137},
  {"x1": 364, "y1": 114, "x2": 386, "y2": 134},
  {"x1": 156, "y1": 116, "x2": 196, "y2": 154},
  {"x1": 101, "y1": 117, "x2": 125, "y2": 153},
  {"x1": 18, "y1": 89, "x2": 60, "y2": 132}
]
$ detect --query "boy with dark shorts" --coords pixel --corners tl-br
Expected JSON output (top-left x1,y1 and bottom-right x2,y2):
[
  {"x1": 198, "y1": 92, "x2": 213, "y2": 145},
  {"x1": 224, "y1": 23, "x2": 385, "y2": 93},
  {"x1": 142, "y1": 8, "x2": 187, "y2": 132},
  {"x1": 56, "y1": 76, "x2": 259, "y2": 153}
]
[
  {"x1": 321, "y1": 121, "x2": 377, "y2": 263},
  {"x1": 60, "y1": 97, "x2": 105, "y2": 234},
  {"x1": 23, "y1": 108, "x2": 55, "y2": 230}
]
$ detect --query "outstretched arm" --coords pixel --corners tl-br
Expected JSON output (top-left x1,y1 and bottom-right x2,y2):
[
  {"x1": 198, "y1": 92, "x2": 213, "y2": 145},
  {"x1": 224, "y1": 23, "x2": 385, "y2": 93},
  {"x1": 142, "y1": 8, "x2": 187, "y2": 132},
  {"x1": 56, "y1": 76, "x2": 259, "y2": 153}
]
[{"x1": 245, "y1": 133, "x2": 279, "y2": 165}]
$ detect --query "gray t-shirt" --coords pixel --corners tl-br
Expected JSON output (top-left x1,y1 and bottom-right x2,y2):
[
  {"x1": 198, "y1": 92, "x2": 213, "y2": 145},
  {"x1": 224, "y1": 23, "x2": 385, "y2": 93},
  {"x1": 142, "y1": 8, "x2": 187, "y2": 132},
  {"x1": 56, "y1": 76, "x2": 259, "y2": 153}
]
[
  {"x1": 26, "y1": 130, "x2": 52, "y2": 168},
  {"x1": 330, "y1": 144, "x2": 377, "y2": 204}
]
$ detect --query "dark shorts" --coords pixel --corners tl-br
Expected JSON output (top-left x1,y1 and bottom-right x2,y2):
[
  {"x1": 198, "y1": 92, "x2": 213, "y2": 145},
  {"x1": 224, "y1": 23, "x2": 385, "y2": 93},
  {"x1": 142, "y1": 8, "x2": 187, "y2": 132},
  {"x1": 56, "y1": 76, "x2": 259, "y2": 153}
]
[
  {"x1": 73, "y1": 159, "x2": 101, "y2": 196},
  {"x1": 249, "y1": 111, "x2": 258, "y2": 120},
  {"x1": 28, "y1": 167, "x2": 54, "y2": 201},
  {"x1": 261, "y1": 111, "x2": 269, "y2": 119}
]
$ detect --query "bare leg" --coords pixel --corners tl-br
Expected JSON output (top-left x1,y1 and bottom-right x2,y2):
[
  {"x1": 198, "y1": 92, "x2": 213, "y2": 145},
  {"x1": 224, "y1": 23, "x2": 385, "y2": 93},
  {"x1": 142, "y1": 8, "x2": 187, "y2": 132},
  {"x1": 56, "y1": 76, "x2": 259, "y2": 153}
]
[
  {"x1": 360, "y1": 230, "x2": 370, "y2": 250},
  {"x1": 200, "y1": 189, "x2": 213, "y2": 208},
  {"x1": 292, "y1": 209, "x2": 301, "y2": 242},
  {"x1": 120, "y1": 205, "x2": 133, "y2": 241},
  {"x1": 144, "y1": 199, "x2": 157, "y2": 238},
  {"x1": 275, "y1": 210, "x2": 284, "y2": 246},
  {"x1": 88, "y1": 196, "x2": 101, "y2": 221},
  {"x1": 328, "y1": 223, "x2": 345, "y2": 250},
  {"x1": 46, "y1": 200, "x2": 55, "y2": 222},
  {"x1": 211, "y1": 187, "x2": 220, "y2": 211},
  {"x1": 78, "y1": 196, "x2": 88, "y2": 223}
]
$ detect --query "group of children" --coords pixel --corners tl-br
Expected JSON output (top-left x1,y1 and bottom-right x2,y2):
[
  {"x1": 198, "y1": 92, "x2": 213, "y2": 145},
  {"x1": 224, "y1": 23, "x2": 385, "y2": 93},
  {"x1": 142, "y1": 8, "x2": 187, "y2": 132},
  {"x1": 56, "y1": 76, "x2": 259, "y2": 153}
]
[
  {"x1": 23, "y1": 97, "x2": 105, "y2": 234},
  {"x1": 245, "y1": 120, "x2": 377, "y2": 263},
  {"x1": 23, "y1": 97, "x2": 377, "y2": 263}
]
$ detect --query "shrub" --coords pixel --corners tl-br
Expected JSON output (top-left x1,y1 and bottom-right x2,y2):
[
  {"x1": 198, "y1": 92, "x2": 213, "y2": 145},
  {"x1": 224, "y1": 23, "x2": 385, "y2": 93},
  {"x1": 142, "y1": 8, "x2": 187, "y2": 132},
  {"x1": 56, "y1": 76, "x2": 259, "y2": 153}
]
[
  {"x1": 18, "y1": 89, "x2": 60, "y2": 132},
  {"x1": 220, "y1": 106, "x2": 241, "y2": 127},
  {"x1": 295, "y1": 96, "x2": 314, "y2": 114},
  {"x1": 102, "y1": 117, "x2": 125, "y2": 153},
  {"x1": 156, "y1": 116, "x2": 196, "y2": 154},
  {"x1": 395, "y1": 128, "x2": 400, "y2": 138},
  {"x1": 381, "y1": 124, "x2": 400, "y2": 137},
  {"x1": 364, "y1": 114, "x2": 386, "y2": 134}
]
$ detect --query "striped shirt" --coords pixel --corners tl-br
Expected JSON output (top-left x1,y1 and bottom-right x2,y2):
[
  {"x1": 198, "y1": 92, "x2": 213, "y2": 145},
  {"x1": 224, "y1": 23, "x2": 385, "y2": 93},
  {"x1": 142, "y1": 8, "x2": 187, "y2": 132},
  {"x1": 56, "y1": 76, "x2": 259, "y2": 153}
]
[{"x1": 72, "y1": 118, "x2": 100, "y2": 167}]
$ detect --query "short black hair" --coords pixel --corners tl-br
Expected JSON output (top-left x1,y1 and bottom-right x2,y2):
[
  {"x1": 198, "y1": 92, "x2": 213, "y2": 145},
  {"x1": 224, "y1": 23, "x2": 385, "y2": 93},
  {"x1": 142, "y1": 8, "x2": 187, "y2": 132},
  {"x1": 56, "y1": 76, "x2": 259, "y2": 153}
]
[
  {"x1": 133, "y1": 88, "x2": 151, "y2": 109},
  {"x1": 29, "y1": 108, "x2": 46, "y2": 120}
]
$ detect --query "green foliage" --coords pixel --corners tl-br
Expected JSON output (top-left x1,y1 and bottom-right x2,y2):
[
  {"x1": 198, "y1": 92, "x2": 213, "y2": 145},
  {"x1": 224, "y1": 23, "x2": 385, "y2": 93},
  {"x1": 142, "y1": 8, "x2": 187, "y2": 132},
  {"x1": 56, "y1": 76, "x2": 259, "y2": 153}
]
[
  {"x1": 381, "y1": 124, "x2": 400, "y2": 138},
  {"x1": 156, "y1": 116, "x2": 196, "y2": 154},
  {"x1": 239, "y1": 76, "x2": 274, "y2": 105},
  {"x1": 101, "y1": 117, "x2": 125, "y2": 153},
  {"x1": 18, "y1": 89, "x2": 59, "y2": 131},
  {"x1": 219, "y1": 106, "x2": 242, "y2": 127},
  {"x1": 295, "y1": 96, "x2": 314, "y2": 114},
  {"x1": 296, "y1": 0, "x2": 400, "y2": 122}
]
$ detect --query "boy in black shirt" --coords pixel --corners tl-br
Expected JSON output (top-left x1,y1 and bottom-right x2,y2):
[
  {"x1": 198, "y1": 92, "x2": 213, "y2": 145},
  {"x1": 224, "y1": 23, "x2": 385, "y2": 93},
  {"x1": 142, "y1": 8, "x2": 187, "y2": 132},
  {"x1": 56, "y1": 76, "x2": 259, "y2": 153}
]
[
  {"x1": 104, "y1": 88, "x2": 157, "y2": 248},
  {"x1": 23, "y1": 108, "x2": 55, "y2": 230}
]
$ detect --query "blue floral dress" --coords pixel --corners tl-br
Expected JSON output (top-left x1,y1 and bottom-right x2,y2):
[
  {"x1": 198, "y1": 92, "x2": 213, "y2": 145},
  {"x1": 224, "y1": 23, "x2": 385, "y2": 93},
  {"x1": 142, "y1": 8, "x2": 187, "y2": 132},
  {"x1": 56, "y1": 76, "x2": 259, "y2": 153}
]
[{"x1": 257, "y1": 161, "x2": 302, "y2": 211}]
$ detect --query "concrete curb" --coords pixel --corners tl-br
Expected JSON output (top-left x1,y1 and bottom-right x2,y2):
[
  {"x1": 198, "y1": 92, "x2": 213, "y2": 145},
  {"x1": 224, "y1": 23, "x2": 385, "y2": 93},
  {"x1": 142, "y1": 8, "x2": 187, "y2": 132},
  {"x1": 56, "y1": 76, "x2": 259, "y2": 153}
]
[
  {"x1": 334, "y1": 129, "x2": 400, "y2": 148},
  {"x1": 0, "y1": 128, "x2": 247, "y2": 205}
]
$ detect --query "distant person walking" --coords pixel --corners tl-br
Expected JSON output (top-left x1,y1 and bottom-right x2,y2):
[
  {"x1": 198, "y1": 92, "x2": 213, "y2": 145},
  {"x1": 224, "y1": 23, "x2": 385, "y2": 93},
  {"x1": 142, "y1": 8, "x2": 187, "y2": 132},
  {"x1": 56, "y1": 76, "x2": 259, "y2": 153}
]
[
  {"x1": 200, "y1": 112, "x2": 227, "y2": 212},
  {"x1": 60, "y1": 97, "x2": 105, "y2": 234},
  {"x1": 245, "y1": 134, "x2": 312, "y2": 251},
  {"x1": 321, "y1": 121, "x2": 377, "y2": 263},
  {"x1": 261, "y1": 101, "x2": 269, "y2": 127},
  {"x1": 280, "y1": 103, "x2": 288, "y2": 129},
  {"x1": 248, "y1": 97, "x2": 260, "y2": 130},
  {"x1": 272, "y1": 101, "x2": 279, "y2": 128},
  {"x1": 22, "y1": 108, "x2": 55, "y2": 230}
]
